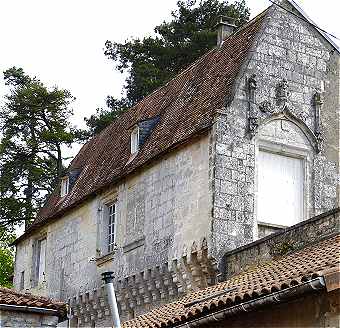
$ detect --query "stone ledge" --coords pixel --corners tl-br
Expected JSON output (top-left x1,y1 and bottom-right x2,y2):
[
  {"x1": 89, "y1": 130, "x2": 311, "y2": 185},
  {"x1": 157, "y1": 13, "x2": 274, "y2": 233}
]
[
  {"x1": 221, "y1": 208, "x2": 340, "y2": 279},
  {"x1": 226, "y1": 208, "x2": 339, "y2": 257},
  {"x1": 123, "y1": 237, "x2": 145, "y2": 253},
  {"x1": 96, "y1": 252, "x2": 115, "y2": 266}
]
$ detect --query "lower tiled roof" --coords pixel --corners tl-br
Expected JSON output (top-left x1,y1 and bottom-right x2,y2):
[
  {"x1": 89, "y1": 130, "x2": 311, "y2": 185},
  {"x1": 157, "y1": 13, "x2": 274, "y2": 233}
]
[
  {"x1": 123, "y1": 234, "x2": 340, "y2": 327},
  {"x1": 0, "y1": 287, "x2": 67, "y2": 317}
]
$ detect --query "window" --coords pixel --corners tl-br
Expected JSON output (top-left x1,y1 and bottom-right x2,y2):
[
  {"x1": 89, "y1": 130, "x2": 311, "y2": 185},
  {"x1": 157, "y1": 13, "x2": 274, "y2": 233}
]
[
  {"x1": 60, "y1": 177, "x2": 69, "y2": 197},
  {"x1": 257, "y1": 150, "x2": 304, "y2": 227},
  {"x1": 107, "y1": 203, "x2": 116, "y2": 253},
  {"x1": 37, "y1": 238, "x2": 47, "y2": 283},
  {"x1": 130, "y1": 126, "x2": 140, "y2": 154}
]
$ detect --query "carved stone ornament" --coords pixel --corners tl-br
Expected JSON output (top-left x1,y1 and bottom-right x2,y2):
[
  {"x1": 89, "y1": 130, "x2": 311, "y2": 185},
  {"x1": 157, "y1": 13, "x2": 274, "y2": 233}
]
[
  {"x1": 313, "y1": 91, "x2": 324, "y2": 146},
  {"x1": 247, "y1": 74, "x2": 259, "y2": 137},
  {"x1": 248, "y1": 74, "x2": 257, "y2": 103},
  {"x1": 314, "y1": 91, "x2": 324, "y2": 106},
  {"x1": 259, "y1": 100, "x2": 275, "y2": 114},
  {"x1": 276, "y1": 79, "x2": 290, "y2": 105},
  {"x1": 246, "y1": 77, "x2": 322, "y2": 152}
]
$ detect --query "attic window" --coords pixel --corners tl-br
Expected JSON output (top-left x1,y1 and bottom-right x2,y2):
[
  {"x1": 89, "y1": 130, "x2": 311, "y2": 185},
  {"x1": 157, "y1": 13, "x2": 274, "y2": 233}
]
[
  {"x1": 60, "y1": 176, "x2": 69, "y2": 197},
  {"x1": 130, "y1": 126, "x2": 140, "y2": 154}
]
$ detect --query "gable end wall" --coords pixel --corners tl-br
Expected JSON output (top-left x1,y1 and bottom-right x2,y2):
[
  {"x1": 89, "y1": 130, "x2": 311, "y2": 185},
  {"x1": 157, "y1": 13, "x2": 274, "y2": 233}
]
[{"x1": 210, "y1": 2, "x2": 340, "y2": 262}]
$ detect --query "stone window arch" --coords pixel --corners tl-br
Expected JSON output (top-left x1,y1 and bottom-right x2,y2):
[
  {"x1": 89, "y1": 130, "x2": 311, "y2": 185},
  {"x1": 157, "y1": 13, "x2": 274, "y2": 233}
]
[{"x1": 254, "y1": 116, "x2": 315, "y2": 238}]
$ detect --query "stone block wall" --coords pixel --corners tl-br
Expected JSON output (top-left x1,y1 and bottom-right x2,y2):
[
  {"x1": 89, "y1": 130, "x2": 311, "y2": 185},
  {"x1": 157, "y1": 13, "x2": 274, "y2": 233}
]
[
  {"x1": 222, "y1": 208, "x2": 340, "y2": 278},
  {"x1": 0, "y1": 310, "x2": 59, "y2": 328},
  {"x1": 14, "y1": 135, "x2": 213, "y2": 324},
  {"x1": 210, "y1": 2, "x2": 340, "y2": 263}
]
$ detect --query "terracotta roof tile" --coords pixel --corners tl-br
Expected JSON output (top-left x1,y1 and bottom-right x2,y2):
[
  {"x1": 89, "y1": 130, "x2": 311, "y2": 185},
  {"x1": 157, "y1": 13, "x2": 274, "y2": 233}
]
[
  {"x1": 122, "y1": 234, "x2": 340, "y2": 327},
  {"x1": 0, "y1": 287, "x2": 67, "y2": 317},
  {"x1": 15, "y1": 10, "x2": 268, "y2": 243}
]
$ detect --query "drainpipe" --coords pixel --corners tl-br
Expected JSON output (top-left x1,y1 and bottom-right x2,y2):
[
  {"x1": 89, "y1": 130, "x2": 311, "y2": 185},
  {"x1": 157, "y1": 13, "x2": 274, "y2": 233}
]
[
  {"x1": 176, "y1": 277, "x2": 325, "y2": 327},
  {"x1": 0, "y1": 304, "x2": 59, "y2": 316},
  {"x1": 102, "y1": 271, "x2": 121, "y2": 328}
]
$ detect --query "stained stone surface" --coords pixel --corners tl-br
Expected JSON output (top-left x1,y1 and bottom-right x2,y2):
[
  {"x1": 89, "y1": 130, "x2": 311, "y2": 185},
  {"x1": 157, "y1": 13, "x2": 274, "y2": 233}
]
[
  {"x1": 12, "y1": 2, "x2": 340, "y2": 326},
  {"x1": 210, "y1": 3, "x2": 339, "y2": 262},
  {"x1": 0, "y1": 310, "x2": 59, "y2": 328}
]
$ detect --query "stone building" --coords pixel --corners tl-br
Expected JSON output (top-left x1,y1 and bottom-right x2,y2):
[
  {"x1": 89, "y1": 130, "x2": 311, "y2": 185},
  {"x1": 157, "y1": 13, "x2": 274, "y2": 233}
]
[
  {"x1": 0, "y1": 287, "x2": 66, "y2": 327},
  {"x1": 12, "y1": 0, "x2": 340, "y2": 327},
  {"x1": 122, "y1": 209, "x2": 340, "y2": 328}
]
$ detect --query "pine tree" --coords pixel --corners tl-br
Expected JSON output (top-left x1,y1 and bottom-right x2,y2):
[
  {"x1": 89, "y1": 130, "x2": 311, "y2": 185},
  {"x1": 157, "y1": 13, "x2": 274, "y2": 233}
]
[
  {"x1": 82, "y1": 0, "x2": 250, "y2": 137},
  {"x1": 0, "y1": 67, "x2": 76, "y2": 229}
]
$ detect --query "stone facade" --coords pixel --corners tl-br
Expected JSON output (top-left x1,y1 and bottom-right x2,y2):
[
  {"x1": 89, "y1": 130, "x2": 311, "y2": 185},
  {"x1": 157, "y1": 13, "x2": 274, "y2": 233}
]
[
  {"x1": 210, "y1": 3, "x2": 340, "y2": 262},
  {"x1": 0, "y1": 310, "x2": 59, "y2": 328},
  {"x1": 13, "y1": 2, "x2": 340, "y2": 326},
  {"x1": 14, "y1": 136, "x2": 216, "y2": 325}
]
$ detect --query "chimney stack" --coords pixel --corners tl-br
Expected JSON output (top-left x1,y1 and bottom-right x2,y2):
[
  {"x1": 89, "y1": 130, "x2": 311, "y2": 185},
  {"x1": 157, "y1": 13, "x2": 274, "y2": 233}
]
[{"x1": 215, "y1": 16, "x2": 237, "y2": 47}]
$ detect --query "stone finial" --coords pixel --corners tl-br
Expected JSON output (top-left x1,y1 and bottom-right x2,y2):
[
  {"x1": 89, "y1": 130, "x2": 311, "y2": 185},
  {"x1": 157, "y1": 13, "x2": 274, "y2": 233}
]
[
  {"x1": 248, "y1": 74, "x2": 257, "y2": 90},
  {"x1": 314, "y1": 91, "x2": 324, "y2": 106},
  {"x1": 313, "y1": 91, "x2": 323, "y2": 144},
  {"x1": 276, "y1": 79, "x2": 290, "y2": 103},
  {"x1": 214, "y1": 16, "x2": 237, "y2": 47},
  {"x1": 248, "y1": 74, "x2": 257, "y2": 103}
]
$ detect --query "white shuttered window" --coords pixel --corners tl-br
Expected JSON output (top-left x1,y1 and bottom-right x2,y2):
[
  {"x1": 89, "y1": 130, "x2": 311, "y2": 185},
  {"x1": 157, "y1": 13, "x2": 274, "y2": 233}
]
[
  {"x1": 257, "y1": 150, "x2": 304, "y2": 226},
  {"x1": 37, "y1": 238, "x2": 46, "y2": 283}
]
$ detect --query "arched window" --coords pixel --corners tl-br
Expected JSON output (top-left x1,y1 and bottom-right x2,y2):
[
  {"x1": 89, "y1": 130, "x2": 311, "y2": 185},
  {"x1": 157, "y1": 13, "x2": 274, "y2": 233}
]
[{"x1": 256, "y1": 118, "x2": 313, "y2": 233}]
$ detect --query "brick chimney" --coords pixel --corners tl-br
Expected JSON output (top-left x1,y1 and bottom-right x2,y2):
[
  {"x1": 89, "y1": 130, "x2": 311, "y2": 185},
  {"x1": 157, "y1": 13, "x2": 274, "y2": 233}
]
[{"x1": 215, "y1": 16, "x2": 237, "y2": 47}]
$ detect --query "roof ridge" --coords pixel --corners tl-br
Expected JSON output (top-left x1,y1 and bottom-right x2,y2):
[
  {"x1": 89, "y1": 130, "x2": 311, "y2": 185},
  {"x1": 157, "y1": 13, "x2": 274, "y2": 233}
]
[
  {"x1": 78, "y1": 9, "x2": 270, "y2": 145},
  {"x1": 15, "y1": 6, "x2": 268, "y2": 243}
]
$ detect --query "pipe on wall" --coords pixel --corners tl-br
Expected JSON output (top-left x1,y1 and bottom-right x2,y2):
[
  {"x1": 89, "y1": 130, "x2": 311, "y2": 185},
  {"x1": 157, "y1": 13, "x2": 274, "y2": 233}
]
[
  {"x1": 176, "y1": 277, "x2": 325, "y2": 327},
  {"x1": 102, "y1": 271, "x2": 121, "y2": 328},
  {"x1": 0, "y1": 303, "x2": 59, "y2": 316}
]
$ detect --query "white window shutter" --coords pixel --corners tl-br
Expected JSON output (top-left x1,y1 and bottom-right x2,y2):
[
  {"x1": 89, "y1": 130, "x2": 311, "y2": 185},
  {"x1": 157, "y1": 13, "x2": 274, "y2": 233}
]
[
  {"x1": 38, "y1": 239, "x2": 46, "y2": 283},
  {"x1": 257, "y1": 150, "x2": 304, "y2": 226}
]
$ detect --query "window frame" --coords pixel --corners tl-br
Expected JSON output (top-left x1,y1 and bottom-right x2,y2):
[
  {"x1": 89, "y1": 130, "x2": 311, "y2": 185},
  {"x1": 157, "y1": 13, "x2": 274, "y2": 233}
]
[
  {"x1": 96, "y1": 195, "x2": 119, "y2": 260},
  {"x1": 255, "y1": 139, "x2": 311, "y2": 236},
  {"x1": 60, "y1": 176, "x2": 69, "y2": 197},
  {"x1": 107, "y1": 202, "x2": 117, "y2": 254},
  {"x1": 32, "y1": 236, "x2": 47, "y2": 287},
  {"x1": 130, "y1": 126, "x2": 140, "y2": 154}
]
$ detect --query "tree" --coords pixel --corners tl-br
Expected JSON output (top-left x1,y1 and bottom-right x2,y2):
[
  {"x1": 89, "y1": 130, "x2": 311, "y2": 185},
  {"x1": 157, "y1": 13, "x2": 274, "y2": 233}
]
[
  {"x1": 81, "y1": 96, "x2": 129, "y2": 138},
  {"x1": 0, "y1": 230, "x2": 15, "y2": 288},
  {"x1": 0, "y1": 67, "x2": 76, "y2": 229},
  {"x1": 82, "y1": 0, "x2": 250, "y2": 137}
]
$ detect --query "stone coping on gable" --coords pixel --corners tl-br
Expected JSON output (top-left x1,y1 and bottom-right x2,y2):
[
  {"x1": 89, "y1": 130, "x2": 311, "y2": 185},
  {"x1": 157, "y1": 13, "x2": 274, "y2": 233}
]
[
  {"x1": 221, "y1": 208, "x2": 340, "y2": 278},
  {"x1": 227, "y1": 208, "x2": 339, "y2": 257}
]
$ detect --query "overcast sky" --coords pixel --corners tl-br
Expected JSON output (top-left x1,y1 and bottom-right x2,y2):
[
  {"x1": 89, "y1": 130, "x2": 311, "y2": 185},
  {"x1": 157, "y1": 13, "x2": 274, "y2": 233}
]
[{"x1": 0, "y1": 0, "x2": 339, "y2": 131}]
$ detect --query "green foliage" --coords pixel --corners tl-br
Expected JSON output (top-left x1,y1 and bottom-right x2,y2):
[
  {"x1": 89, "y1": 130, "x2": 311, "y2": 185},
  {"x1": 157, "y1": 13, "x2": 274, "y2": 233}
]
[
  {"x1": 80, "y1": 96, "x2": 129, "y2": 138},
  {"x1": 0, "y1": 67, "x2": 77, "y2": 229},
  {"x1": 82, "y1": 0, "x2": 250, "y2": 137},
  {"x1": 0, "y1": 230, "x2": 15, "y2": 288},
  {"x1": 0, "y1": 248, "x2": 14, "y2": 287}
]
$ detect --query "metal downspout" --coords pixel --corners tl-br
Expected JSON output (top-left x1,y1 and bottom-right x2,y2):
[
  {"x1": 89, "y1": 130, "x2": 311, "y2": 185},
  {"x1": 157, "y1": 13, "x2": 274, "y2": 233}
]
[
  {"x1": 0, "y1": 303, "x2": 59, "y2": 316},
  {"x1": 102, "y1": 271, "x2": 121, "y2": 328},
  {"x1": 175, "y1": 277, "x2": 325, "y2": 327}
]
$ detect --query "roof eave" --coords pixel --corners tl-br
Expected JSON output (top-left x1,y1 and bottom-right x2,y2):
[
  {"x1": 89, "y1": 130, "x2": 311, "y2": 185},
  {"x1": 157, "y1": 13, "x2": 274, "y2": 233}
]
[
  {"x1": 174, "y1": 277, "x2": 326, "y2": 327},
  {"x1": 286, "y1": 0, "x2": 340, "y2": 54}
]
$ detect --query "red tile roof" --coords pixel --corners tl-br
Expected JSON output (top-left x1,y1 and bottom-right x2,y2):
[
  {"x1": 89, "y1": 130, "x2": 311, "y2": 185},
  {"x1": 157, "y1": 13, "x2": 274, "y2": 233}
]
[
  {"x1": 14, "y1": 11, "x2": 268, "y2": 244},
  {"x1": 122, "y1": 233, "x2": 340, "y2": 327},
  {"x1": 0, "y1": 287, "x2": 67, "y2": 317}
]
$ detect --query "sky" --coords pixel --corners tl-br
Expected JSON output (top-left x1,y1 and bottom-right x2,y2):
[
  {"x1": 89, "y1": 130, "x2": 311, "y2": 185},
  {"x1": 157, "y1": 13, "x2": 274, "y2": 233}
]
[{"x1": 0, "y1": 0, "x2": 339, "y2": 133}]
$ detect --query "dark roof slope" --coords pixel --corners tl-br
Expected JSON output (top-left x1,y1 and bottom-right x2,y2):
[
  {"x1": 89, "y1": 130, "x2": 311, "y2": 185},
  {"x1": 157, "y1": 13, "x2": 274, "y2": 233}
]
[
  {"x1": 0, "y1": 287, "x2": 67, "y2": 317},
  {"x1": 16, "y1": 11, "x2": 267, "y2": 243},
  {"x1": 122, "y1": 233, "x2": 340, "y2": 327}
]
